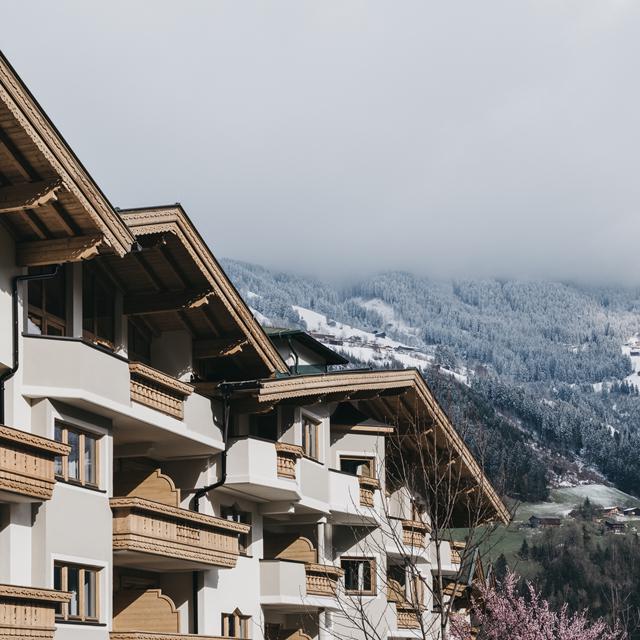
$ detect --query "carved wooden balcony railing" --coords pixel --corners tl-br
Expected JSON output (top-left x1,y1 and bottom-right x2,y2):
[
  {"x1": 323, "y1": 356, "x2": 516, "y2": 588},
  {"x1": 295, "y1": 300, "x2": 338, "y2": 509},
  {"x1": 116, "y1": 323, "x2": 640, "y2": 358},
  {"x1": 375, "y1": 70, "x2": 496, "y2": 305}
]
[
  {"x1": 305, "y1": 563, "x2": 344, "y2": 596},
  {"x1": 129, "y1": 363, "x2": 194, "y2": 419},
  {"x1": 401, "y1": 519, "x2": 430, "y2": 548},
  {"x1": 450, "y1": 541, "x2": 465, "y2": 565},
  {"x1": 358, "y1": 475, "x2": 380, "y2": 507},
  {"x1": 275, "y1": 442, "x2": 303, "y2": 479},
  {"x1": 396, "y1": 604, "x2": 421, "y2": 629},
  {"x1": 111, "y1": 497, "x2": 250, "y2": 568},
  {"x1": 0, "y1": 583, "x2": 71, "y2": 639},
  {"x1": 0, "y1": 425, "x2": 70, "y2": 501}
]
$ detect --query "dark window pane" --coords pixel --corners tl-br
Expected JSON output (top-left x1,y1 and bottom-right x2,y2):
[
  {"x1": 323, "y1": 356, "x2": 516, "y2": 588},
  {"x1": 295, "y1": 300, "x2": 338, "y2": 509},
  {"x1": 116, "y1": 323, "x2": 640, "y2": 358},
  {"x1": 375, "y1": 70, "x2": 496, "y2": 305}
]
[
  {"x1": 128, "y1": 320, "x2": 152, "y2": 363},
  {"x1": 340, "y1": 459, "x2": 361, "y2": 476},
  {"x1": 28, "y1": 277, "x2": 43, "y2": 309},
  {"x1": 83, "y1": 264, "x2": 116, "y2": 345},
  {"x1": 84, "y1": 570, "x2": 96, "y2": 618},
  {"x1": 53, "y1": 564, "x2": 63, "y2": 615},
  {"x1": 46, "y1": 271, "x2": 66, "y2": 320},
  {"x1": 95, "y1": 280, "x2": 114, "y2": 342},
  {"x1": 249, "y1": 412, "x2": 278, "y2": 440},
  {"x1": 54, "y1": 425, "x2": 63, "y2": 476},
  {"x1": 362, "y1": 561, "x2": 372, "y2": 590},
  {"x1": 84, "y1": 435, "x2": 96, "y2": 485},
  {"x1": 82, "y1": 268, "x2": 94, "y2": 334},
  {"x1": 68, "y1": 431, "x2": 80, "y2": 480},
  {"x1": 343, "y1": 561, "x2": 358, "y2": 590},
  {"x1": 67, "y1": 567, "x2": 79, "y2": 616},
  {"x1": 47, "y1": 324, "x2": 63, "y2": 336}
]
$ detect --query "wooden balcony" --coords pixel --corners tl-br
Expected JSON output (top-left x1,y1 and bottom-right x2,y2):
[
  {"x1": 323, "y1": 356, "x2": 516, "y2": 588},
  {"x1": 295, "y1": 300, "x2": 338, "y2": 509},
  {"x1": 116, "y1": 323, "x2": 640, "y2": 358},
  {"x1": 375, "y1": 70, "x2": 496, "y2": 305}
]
[
  {"x1": 113, "y1": 587, "x2": 224, "y2": 639},
  {"x1": 0, "y1": 425, "x2": 70, "y2": 502},
  {"x1": 0, "y1": 583, "x2": 70, "y2": 639},
  {"x1": 396, "y1": 604, "x2": 421, "y2": 629},
  {"x1": 111, "y1": 496, "x2": 249, "y2": 571},
  {"x1": 358, "y1": 475, "x2": 380, "y2": 507},
  {"x1": 305, "y1": 563, "x2": 344, "y2": 596},
  {"x1": 275, "y1": 442, "x2": 303, "y2": 479},
  {"x1": 129, "y1": 362, "x2": 194, "y2": 419},
  {"x1": 401, "y1": 519, "x2": 430, "y2": 548},
  {"x1": 263, "y1": 535, "x2": 343, "y2": 600}
]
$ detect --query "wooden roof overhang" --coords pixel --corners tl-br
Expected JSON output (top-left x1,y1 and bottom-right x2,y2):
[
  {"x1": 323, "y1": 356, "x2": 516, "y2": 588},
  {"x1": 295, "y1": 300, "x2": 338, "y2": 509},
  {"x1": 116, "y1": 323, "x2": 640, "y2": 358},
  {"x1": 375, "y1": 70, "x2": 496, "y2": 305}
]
[
  {"x1": 98, "y1": 205, "x2": 288, "y2": 381},
  {"x1": 0, "y1": 52, "x2": 133, "y2": 264},
  {"x1": 224, "y1": 369, "x2": 510, "y2": 525}
]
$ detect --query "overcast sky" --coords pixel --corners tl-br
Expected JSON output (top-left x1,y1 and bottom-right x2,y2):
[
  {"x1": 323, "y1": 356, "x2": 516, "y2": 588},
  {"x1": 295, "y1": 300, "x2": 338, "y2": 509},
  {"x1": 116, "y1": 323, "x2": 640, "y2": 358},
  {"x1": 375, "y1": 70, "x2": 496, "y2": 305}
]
[{"x1": 2, "y1": 1, "x2": 640, "y2": 283}]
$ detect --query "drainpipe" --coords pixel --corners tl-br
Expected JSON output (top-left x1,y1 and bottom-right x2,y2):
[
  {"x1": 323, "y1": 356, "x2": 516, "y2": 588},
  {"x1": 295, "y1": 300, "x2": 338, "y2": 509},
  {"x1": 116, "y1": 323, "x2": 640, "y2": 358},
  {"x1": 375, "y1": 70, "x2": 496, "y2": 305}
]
[
  {"x1": 0, "y1": 265, "x2": 61, "y2": 424},
  {"x1": 287, "y1": 336, "x2": 300, "y2": 375},
  {"x1": 191, "y1": 385, "x2": 232, "y2": 633},
  {"x1": 192, "y1": 386, "x2": 232, "y2": 512}
]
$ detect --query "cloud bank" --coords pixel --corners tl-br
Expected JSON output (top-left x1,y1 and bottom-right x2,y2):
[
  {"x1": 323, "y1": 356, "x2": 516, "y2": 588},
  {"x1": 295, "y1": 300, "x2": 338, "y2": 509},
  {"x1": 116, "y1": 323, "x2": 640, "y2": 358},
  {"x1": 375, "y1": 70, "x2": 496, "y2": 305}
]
[{"x1": 2, "y1": 1, "x2": 640, "y2": 283}]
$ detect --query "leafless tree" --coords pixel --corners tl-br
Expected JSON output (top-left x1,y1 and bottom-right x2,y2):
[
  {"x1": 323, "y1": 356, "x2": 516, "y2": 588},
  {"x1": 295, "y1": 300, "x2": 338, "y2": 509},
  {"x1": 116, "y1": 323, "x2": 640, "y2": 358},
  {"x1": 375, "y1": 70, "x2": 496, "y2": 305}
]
[{"x1": 320, "y1": 398, "x2": 513, "y2": 640}]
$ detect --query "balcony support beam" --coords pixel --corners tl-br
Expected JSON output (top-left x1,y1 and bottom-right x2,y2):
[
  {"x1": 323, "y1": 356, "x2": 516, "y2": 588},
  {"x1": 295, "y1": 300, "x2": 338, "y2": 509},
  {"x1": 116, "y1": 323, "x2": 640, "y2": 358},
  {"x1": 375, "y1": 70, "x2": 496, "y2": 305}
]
[
  {"x1": 16, "y1": 234, "x2": 103, "y2": 266},
  {"x1": 124, "y1": 290, "x2": 214, "y2": 316},
  {"x1": 194, "y1": 337, "x2": 248, "y2": 360},
  {"x1": 0, "y1": 178, "x2": 62, "y2": 213}
]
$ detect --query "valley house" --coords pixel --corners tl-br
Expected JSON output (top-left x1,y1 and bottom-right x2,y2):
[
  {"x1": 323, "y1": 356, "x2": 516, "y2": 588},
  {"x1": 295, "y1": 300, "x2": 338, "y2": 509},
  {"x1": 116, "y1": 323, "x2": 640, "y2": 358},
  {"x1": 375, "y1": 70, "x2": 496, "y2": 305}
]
[{"x1": 0, "y1": 51, "x2": 508, "y2": 640}]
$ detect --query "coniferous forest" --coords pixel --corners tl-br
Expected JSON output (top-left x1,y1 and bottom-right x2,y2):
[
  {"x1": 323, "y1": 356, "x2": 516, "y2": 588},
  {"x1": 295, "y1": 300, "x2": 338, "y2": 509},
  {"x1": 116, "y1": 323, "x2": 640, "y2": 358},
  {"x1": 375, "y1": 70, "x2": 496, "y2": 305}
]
[{"x1": 224, "y1": 259, "x2": 640, "y2": 502}]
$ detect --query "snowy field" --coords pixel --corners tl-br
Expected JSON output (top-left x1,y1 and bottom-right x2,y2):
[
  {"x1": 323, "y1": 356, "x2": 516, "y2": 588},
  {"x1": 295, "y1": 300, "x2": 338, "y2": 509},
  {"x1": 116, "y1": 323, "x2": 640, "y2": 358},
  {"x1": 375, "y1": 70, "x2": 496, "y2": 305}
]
[{"x1": 515, "y1": 484, "x2": 640, "y2": 521}]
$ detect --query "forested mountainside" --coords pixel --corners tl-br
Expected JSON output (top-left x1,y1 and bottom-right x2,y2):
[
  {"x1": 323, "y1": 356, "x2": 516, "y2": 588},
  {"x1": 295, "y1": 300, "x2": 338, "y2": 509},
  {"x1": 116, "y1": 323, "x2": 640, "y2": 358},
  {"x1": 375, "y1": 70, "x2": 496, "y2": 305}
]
[{"x1": 222, "y1": 259, "x2": 640, "y2": 502}]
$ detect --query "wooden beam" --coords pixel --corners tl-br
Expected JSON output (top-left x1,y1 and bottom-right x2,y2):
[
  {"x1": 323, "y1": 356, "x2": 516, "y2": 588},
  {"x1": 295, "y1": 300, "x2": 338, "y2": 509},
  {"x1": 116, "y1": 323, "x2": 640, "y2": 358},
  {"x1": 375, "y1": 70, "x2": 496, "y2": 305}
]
[
  {"x1": 124, "y1": 290, "x2": 214, "y2": 316},
  {"x1": 194, "y1": 337, "x2": 248, "y2": 360},
  {"x1": 0, "y1": 178, "x2": 62, "y2": 213},
  {"x1": 16, "y1": 234, "x2": 103, "y2": 266}
]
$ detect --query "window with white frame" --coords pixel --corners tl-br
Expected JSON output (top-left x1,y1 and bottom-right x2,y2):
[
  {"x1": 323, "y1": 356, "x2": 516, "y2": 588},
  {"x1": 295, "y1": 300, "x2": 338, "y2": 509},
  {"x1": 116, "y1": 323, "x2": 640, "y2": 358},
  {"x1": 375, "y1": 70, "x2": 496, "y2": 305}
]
[
  {"x1": 53, "y1": 562, "x2": 100, "y2": 623},
  {"x1": 340, "y1": 455, "x2": 375, "y2": 478}
]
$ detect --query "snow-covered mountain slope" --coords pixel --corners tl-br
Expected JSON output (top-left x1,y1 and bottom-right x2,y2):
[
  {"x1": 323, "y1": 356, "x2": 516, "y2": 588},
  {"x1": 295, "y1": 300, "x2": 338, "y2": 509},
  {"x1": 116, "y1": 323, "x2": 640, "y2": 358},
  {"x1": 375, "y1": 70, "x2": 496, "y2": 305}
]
[
  {"x1": 224, "y1": 258, "x2": 640, "y2": 500},
  {"x1": 252, "y1": 299, "x2": 469, "y2": 383}
]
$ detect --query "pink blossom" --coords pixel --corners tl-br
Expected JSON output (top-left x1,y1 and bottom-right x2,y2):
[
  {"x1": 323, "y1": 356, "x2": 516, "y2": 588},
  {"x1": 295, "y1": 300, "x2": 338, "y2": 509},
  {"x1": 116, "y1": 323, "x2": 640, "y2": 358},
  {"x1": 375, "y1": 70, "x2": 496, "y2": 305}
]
[{"x1": 450, "y1": 571, "x2": 624, "y2": 640}]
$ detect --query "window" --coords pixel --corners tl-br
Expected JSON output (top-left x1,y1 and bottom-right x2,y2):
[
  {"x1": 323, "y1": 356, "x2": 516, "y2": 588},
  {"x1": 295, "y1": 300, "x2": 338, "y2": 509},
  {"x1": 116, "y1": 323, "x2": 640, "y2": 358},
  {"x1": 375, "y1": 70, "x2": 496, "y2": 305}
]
[
  {"x1": 27, "y1": 266, "x2": 66, "y2": 336},
  {"x1": 387, "y1": 563, "x2": 423, "y2": 606},
  {"x1": 249, "y1": 411, "x2": 278, "y2": 441},
  {"x1": 341, "y1": 557, "x2": 376, "y2": 595},
  {"x1": 221, "y1": 506, "x2": 251, "y2": 554},
  {"x1": 127, "y1": 319, "x2": 152, "y2": 364},
  {"x1": 54, "y1": 423, "x2": 100, "y2": 488},
  {"x1": 83, "y1": 262, "x2": 116, "y2": 348},
  {"x1": 54, "y1": 562, "x2": 99, "y2": 623},
  {"x1": 222, "y1": 609, "x2": 251, "y2": 638},
  {"x1": 302, "y1": 415, "x2": 320, "y2": 460},
  {"x1": 340, "y1": 456, "x2": 375, "y2": 478}
]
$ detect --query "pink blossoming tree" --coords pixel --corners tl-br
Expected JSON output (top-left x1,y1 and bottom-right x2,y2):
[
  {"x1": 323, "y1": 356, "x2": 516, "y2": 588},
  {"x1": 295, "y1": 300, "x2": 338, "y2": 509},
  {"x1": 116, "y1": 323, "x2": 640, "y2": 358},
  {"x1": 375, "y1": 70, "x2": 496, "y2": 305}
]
[{"x1": 450, "y1": 571, "x2": 624, "y2": 640}]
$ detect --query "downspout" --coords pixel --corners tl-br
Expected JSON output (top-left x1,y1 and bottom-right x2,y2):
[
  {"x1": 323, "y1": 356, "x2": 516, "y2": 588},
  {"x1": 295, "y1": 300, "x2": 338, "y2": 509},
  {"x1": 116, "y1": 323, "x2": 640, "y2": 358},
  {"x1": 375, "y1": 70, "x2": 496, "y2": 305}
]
[
  {"x1": 191, "y1": 385, "x2": 232, "y2": 633},
  {"x1": 287, "y1": 336, "x2": 300, "y2": 375},
  {"x1": 0, "y1": 265, "x2": 61, "y2": 424},
  {"x1": 192, "y1": 386, "x2": 232, "y2": 512}
]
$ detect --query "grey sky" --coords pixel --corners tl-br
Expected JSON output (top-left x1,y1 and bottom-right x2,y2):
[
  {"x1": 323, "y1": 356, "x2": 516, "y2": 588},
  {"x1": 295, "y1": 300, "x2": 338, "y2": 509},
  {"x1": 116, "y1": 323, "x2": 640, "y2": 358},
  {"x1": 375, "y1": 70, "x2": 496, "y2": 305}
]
[{"x1": 2, "y1": 1, "x2": 640, "y2": 283}]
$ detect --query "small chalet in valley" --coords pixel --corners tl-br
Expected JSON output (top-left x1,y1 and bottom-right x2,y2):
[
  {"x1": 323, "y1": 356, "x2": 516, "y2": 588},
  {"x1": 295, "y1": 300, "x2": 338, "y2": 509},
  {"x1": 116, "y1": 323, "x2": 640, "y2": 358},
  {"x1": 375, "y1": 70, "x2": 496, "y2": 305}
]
[
  {"x1": 605, "y1": 520, "x2": 626, "y2": 535},
  {"x1": 529, "y1": 515, "x2": 562, "y2": 528}
]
